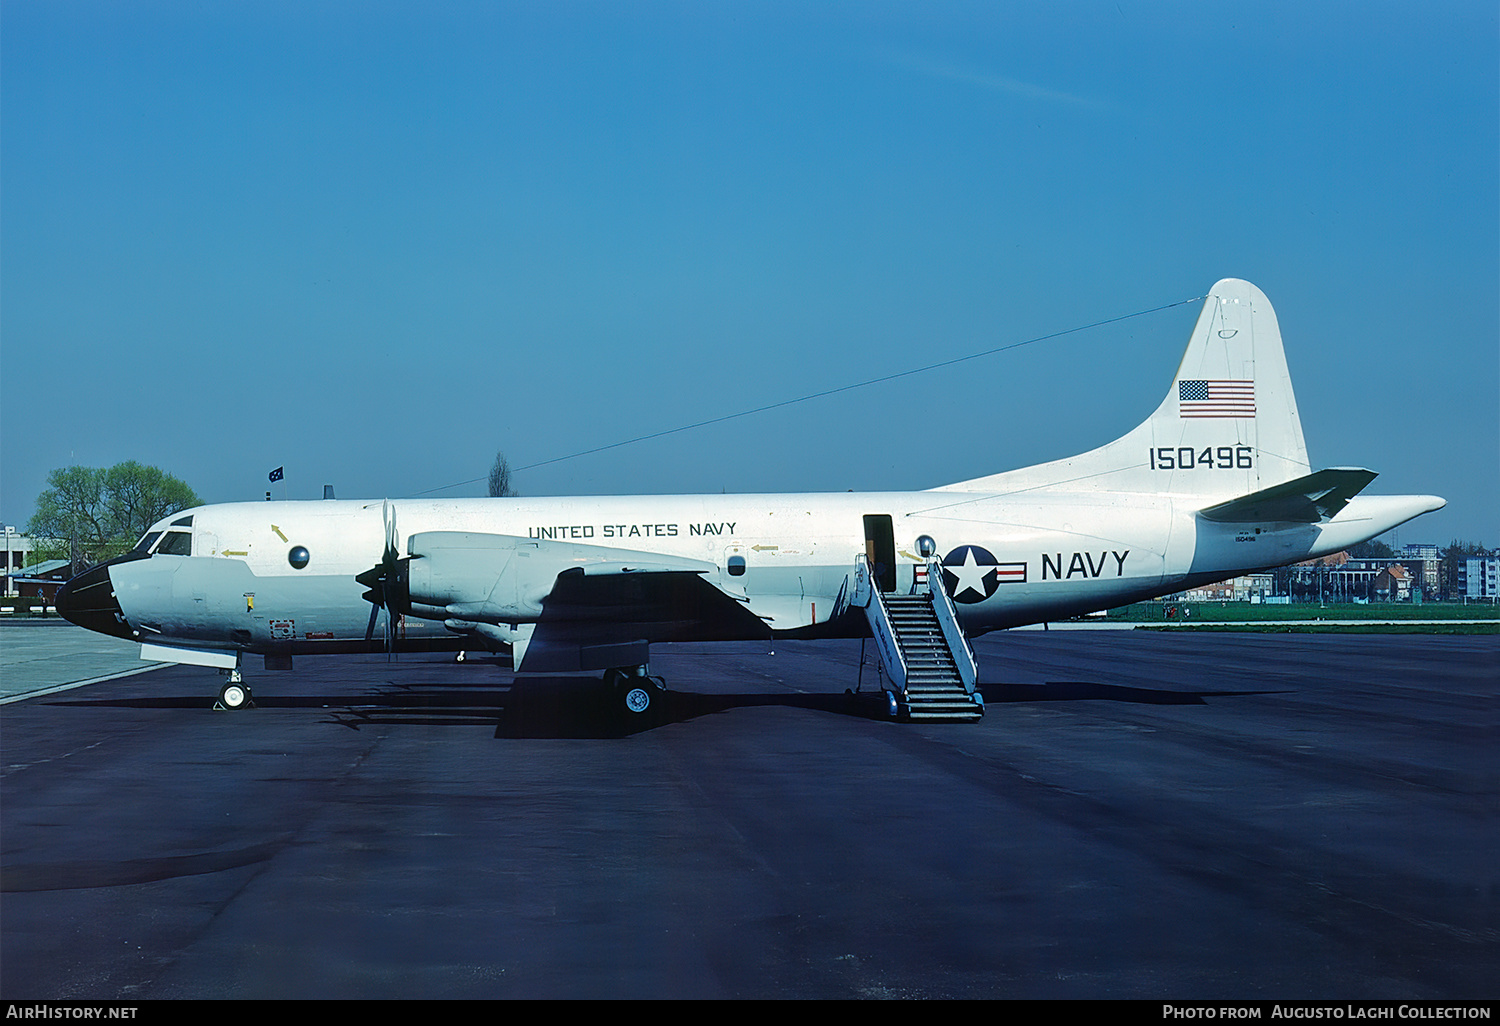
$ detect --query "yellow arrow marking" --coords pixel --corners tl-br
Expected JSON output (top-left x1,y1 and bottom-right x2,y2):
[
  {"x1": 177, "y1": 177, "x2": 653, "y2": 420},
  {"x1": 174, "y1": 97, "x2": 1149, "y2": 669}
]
[{"x1": 271, "y1": 525, "x2": 288, "y2": 541}]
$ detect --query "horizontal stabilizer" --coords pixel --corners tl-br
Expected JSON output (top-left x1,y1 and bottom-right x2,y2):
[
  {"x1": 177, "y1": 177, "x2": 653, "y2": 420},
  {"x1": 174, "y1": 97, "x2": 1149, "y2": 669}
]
[{"x1": 1197, "y1": 468, "x2": 1378, "y2": 524}]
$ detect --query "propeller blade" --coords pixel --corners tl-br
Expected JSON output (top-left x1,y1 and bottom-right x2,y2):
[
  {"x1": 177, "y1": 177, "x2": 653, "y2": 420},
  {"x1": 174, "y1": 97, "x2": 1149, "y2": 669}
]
[
  {"x1": 358, "y1": 500, "x2": 401, "y2": 652},
  {"x1": 384, "y1": 501, "x2": 397, "y2": 661},
  {"x1": 364, "y1": 598, "x2": 380, "y2": 644}
]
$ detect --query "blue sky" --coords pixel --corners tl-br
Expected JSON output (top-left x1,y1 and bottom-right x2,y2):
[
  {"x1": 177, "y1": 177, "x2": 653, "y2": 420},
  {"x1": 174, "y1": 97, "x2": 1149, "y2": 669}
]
[{"x1": 3, "y1": 1, "x2": 1496, "y2": 546}]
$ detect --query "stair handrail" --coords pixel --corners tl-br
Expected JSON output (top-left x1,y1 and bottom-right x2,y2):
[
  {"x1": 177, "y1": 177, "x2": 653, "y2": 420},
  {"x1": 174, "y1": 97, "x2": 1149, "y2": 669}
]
[
  {"x1": 852, "y1": 551, "x2": 873, "y2": 609},
  {"x1": 856, "y1": 553, "x2": 908, "y2": 691},
  {"x1": 925, "y1": 556, "x2": 980, "y2": 694}
]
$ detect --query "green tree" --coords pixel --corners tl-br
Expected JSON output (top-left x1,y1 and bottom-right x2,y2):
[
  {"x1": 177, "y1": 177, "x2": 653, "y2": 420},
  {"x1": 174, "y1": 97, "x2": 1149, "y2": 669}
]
[
  {"x1": 28, "y1": 463, "x2": 202, "y2": 570},
  {"x1": 105, "y1": 461, "x2": 200, "y2": 541},
  {"x1": 488, "y1": 451, "x2": 519, "y2": 498},
  {"x1": 1349, "y1": 539, "x2": 1395, "y2": 558},
  {"x1": 28, "y1": 467, "x2": 109, "y2": 566}
]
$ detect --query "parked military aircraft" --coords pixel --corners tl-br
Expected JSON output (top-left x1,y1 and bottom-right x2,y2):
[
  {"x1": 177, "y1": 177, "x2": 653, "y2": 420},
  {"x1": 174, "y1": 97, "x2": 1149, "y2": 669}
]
[{"x1": 56, "y1": 280, "x2": 1444, "y2": 720}]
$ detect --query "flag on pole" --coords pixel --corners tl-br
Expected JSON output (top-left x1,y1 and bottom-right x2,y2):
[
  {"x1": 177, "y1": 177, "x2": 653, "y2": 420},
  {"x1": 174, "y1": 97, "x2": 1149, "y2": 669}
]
[{"x1": 269, "y1": 467, "x2": 284, "y2": 482}]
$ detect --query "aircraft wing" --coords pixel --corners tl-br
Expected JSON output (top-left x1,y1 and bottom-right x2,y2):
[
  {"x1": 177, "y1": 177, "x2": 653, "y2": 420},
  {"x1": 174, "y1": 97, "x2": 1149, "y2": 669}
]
[
  {"x1": 1196, "y1": 468, "x2": 1378, "y2": 524},
  {"x1": 398, "y1": 531, "x2": 770, "y2": 672},
  {"x1": 520, "y1": 563, "x2": 772, "y2": 671}
]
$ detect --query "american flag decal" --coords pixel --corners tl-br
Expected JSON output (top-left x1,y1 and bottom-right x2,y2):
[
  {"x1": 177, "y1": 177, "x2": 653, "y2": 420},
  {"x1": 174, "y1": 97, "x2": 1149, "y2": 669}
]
[
  {"x1": 994, "y1": 562, "x2": 1027, "y2": 584},
  {"x1": 1178, "y1": 379, "x2": 1255, "y2": 418}
]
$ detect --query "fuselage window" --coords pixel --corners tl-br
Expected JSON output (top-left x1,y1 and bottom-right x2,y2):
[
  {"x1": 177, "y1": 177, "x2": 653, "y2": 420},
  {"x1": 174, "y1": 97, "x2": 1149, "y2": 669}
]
[
  {"x1": 288, "y1": 546, "x2": 310, "y2": 570},
  {"x1": 728, "y1": 555, "x2": 747, "y2": 577},
  {"x1": 155, "y1": 531, "x2": 192, "y2": 556}
]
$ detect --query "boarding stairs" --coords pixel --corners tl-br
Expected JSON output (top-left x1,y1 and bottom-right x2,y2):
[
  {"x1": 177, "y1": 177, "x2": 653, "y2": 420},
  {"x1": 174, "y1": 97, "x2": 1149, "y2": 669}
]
[{"x1": 855, "y1": 556, "x2": 983, "y2": 721}]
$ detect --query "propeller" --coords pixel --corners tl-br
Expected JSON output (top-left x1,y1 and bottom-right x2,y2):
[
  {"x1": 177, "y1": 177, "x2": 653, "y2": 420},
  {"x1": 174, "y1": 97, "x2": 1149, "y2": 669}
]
[{"x1": 354, "y1": 500, "x2": 405, "y2": 658}]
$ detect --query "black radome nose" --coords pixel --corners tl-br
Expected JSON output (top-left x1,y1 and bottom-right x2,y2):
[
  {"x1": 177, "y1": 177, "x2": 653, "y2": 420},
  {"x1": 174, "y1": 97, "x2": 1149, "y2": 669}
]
[{"x1": 55, "y1": 553, "x2": 147, "y2": 640}]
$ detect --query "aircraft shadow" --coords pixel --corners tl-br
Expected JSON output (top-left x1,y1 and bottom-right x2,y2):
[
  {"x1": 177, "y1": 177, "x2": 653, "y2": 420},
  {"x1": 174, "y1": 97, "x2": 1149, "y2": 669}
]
[
  {"x1": 39, "y1": 678, "x2": 891, "y2": 740},
  {"x1": 493, "y1": 677, "x2": 891, "y2": 738},
  {"x1": 978, "y1": 681, "x2": 1288, "y2": 705},
  {"x1": 38, "y1": 677, "x2": 1281, "y2": 739},
  {"x1": 44, "y1": 690, "x2": 522, "y2": 729}
]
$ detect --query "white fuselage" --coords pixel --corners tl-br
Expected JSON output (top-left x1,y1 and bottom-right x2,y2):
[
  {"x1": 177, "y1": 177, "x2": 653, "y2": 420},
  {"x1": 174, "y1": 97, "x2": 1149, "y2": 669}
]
[{"x1": 101, "y1": 487, "x2": 1392, "y2": 658}]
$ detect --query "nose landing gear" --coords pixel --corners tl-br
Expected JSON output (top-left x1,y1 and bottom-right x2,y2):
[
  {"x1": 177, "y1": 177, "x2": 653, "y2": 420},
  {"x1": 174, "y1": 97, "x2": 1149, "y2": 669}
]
[{"x1": 216, "y1": 667, "x2": 254, "y2": 711}]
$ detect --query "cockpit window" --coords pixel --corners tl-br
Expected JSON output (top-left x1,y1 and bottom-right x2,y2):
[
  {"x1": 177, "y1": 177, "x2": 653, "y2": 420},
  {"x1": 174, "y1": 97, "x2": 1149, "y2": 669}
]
[
  {"x1": 135, "y1": 531, "x2": 162, "y2": 553},
  {"x1": 155, "y1": 531, "x2": 192, "y2": 556},
  {"x1": 171, "y1": 515, "x2": 194, "y2": 527}
]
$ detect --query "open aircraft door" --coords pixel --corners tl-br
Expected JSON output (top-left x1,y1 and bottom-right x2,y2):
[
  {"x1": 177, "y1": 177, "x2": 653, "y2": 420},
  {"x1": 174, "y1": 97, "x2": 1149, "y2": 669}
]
[{"x1": 863, "y1": 514, "x2": 896, "y2": 593}]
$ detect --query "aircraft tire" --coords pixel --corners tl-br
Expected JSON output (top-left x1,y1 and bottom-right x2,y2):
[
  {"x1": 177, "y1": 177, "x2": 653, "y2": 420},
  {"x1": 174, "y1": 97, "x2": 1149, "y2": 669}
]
[
  {"x1": 219, "y1": 682, "x2": 252, "y2": 711},
  {"x1": 623, "y1": 682, "x2": 653, "y2": 715}
]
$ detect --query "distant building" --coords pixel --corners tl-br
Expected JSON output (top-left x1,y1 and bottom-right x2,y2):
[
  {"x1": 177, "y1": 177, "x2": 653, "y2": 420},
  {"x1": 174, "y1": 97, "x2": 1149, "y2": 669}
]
[
  {"x1": 1388, "y1": 544, "x2": 1441, "y2": 595},
  {"x1": 1402, "y1": 559, "x2": 1441, "y2": 598},
  {"x1": 2, "y1": 526, "x2": 37, "y2": 598},
  {"x1": 1276, "y1": 552, "x2": 1432, "y2": 602},
  {"x1": 1279, "y1": 553, "x2": 1369, "y2": 602},
  {"x1": 7, "y1": 559, "x2": 71, "y2": 604},
  {"x1": 1183, "y1": 573, "x2": 1276, "y2": 602},
  {"x1": 1346, "y1": 556, "x2": 1440, "y2": 600},
  {"x1": 1460, "y1": 557, "x2": 1500, "y2": 600},
  {"x1": 1239, "y1": 572, "x2": 1276, "y2": 601},
  {"x1": 1370, "y1": 564, "x2": 1412, "y2": 602}
]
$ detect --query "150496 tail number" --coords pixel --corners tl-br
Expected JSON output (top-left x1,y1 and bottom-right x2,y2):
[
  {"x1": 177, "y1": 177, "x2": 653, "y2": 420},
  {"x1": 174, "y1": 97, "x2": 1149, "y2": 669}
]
[{"x1": 1150, "y1": 445, "x2": 1254, "y2": 471}]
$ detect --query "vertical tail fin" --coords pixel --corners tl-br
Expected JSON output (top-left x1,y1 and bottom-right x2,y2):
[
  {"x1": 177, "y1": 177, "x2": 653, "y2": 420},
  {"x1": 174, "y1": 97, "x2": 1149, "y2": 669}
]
[{"x1": 935, "y1": 279, "x2": 1312, "y2": 498}]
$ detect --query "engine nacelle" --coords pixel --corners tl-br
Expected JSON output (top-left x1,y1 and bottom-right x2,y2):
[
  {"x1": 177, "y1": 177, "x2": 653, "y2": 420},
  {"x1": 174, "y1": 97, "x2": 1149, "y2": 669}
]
[{"x1": 399, "y1": 532, "x2": 549, "y2": 622}]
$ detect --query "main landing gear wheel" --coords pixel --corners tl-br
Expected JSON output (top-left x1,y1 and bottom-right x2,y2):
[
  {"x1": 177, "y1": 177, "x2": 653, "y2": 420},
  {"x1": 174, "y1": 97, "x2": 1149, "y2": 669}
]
[
  {"x1": 218, "y1": 680, "x2": 253, "y2": 711},
  {"x1": 606, "y1": 669, "x2": 667, "y2": 720},
  {"x1": 624, "y1": 683, "x2": 653, "y2": 714}
]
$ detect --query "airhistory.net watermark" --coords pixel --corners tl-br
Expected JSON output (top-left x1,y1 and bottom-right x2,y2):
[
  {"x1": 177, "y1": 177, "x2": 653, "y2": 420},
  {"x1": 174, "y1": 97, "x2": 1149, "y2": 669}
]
[{"x1": 5, "y1": 1008, "x2": 137, "y2": 1020}]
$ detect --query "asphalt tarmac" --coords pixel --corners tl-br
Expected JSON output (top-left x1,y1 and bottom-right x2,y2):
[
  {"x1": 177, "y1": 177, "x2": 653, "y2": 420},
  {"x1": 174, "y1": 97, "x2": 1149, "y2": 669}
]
[{"x1": 1, "y1": 626, "x2": 1495, "y2": 999}]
